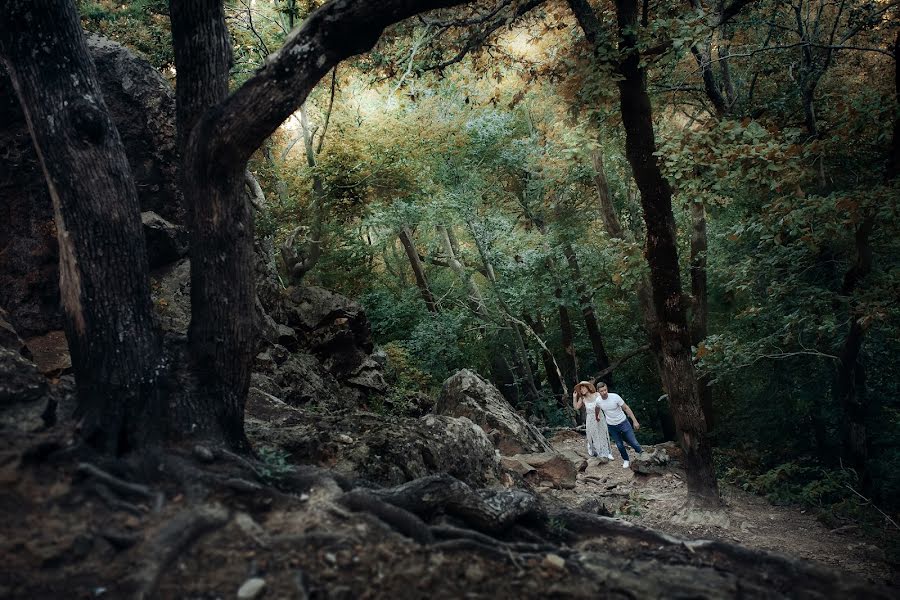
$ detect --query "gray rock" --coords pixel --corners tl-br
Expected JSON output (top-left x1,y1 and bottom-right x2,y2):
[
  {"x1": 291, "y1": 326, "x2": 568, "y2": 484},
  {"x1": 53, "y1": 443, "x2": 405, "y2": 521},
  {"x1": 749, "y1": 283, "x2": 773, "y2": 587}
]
[
  {"x1": 1, "y1": 34, "x2": 181, "y2": 339},
  {"x1": 0, "y1": 348, "x2": 49, "y2": 432},
  {"x1": 0, "y1": 307, "x2": 28, "y2": 356},
  {"x1": 237, "y1": 577, "x2": 266, "y2": 599},
  {"x1": 246, "y1": 399, "x2": 500, "y2": 487},
  {"x1": 150, "y1": 258, "x2": 191, "y2": 334},
  {"x1": 0, "y1": 348, "x2": 47, "y2": 407},
  {"x1": 436, "y1": 369, "x2": 552, "y2": 456},
  {"x1": 630, "y1": 447, "x2": 670, "y2": 475}
]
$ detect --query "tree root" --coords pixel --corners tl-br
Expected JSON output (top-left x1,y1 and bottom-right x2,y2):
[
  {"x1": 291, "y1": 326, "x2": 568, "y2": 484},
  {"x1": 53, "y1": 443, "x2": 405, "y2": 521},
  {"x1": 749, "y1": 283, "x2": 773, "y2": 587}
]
[
  {"x1": 354, "y1": 474, "x2": 543, "y2": 534},
  {"x1": 77, "y1": 462, "x2": 154, "y2": 499},
  {"x1": 126, "y1": 503, "x2": 230, "y2": 600},
  {"x1": 338, "y1": 489, "x2": 434, "y2": 544}
]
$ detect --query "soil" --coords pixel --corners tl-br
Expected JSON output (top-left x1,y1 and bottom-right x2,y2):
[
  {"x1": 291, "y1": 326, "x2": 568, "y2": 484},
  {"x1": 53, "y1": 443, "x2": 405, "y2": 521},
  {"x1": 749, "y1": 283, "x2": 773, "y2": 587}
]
[
  {"x1": 543, "y1": 429, "x2": 897, "y2": 585},
  {"x1": 0, "y1": 427, "x2": 896, "y2": 599}
]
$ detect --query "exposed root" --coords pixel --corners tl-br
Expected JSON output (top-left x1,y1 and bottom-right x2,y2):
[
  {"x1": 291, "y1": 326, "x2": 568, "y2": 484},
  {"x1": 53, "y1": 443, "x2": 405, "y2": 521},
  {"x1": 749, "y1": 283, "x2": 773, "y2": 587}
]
[
  {"x1": 361, "y1": 474, "x2": 544, "y2": 534},
  {"x1": 77, "y1": 462, "x2": 154, "y2": 499},
  {"x1": 89, "y1": 482, "x2": 145, "y2": 516},
  {"x1": 339, "y1": 489, "x2": 434, "y2": 544},
  {"x1": 126, "y1": 503, "x2": 230, "y2": 600}
]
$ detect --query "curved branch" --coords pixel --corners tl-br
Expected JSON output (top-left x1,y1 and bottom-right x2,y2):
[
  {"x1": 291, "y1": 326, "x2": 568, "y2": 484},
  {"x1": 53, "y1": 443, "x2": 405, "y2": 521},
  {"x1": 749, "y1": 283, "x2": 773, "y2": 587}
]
[{"x1": 199, "y1": 0, "x2": 473, "y2": 176}]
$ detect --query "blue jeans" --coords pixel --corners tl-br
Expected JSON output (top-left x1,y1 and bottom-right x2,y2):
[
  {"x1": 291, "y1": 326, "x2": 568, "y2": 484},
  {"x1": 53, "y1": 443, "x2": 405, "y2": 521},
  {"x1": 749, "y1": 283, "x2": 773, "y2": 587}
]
[{"x1": 608, "y1": 420, "x2": 642, "y2": 460}]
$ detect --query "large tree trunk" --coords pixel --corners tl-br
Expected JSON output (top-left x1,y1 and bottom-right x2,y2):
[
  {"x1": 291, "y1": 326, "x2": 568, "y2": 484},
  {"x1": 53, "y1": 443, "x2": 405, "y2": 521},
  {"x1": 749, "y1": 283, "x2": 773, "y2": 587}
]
[
  {"x1": 0, "y1": 0, "x2": 163, "y2": 454},
  {"x1": 169, "y1": 0, "x2": 255, "y2": 450},
  {"x1": 437, "y1": 225, "x2": 490, "y2": 321},
  {"x1": 570, "y1": 0, "x2": 721, "y2": 507},
  {"x1": 398, "y1": 226, "x2": 439, "y2": 313}
]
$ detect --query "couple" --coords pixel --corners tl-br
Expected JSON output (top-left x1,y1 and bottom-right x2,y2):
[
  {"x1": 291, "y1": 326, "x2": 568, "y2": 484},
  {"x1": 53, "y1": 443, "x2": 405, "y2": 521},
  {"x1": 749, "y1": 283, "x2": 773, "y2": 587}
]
[{"x1": 572, "y1": 381, "x2": 643, "y2": 469}]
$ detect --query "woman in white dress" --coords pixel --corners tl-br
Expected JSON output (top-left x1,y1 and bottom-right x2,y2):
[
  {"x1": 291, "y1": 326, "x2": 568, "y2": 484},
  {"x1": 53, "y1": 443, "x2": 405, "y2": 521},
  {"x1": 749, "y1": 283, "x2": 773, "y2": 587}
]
[{"x1": 572, "y1": 381, "x2": 612, "y2": 459}]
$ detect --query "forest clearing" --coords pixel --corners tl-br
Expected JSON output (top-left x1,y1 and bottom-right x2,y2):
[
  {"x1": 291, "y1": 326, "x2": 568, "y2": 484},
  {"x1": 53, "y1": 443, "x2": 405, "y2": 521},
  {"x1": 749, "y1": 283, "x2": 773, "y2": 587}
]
[{"x1": 1, "y1": 0, "x2": 898, "y2": 598}]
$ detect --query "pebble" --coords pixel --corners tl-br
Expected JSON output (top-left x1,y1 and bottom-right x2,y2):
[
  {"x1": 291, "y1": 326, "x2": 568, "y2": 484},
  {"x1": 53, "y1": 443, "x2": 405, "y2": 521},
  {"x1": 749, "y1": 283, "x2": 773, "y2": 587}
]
[
  {"x1": 237, "y1": 577, "x2": 266, "y2": 599},
  {"x1": 193, "y1": 445, "x2": 214, "y2": 462},
  {"x1": 464, "y1": 563, "x2": 485, "y2": 581},
  {"x1": 336, "y1": 434, "x2": 353, "y2": 444},
  {"x1": 542, "y1": 554, "x2": 566, "y2": 570}
]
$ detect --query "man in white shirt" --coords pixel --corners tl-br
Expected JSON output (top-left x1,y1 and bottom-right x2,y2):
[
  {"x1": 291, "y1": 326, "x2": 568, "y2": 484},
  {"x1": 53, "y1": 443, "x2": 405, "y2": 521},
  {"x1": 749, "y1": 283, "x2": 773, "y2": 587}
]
[{"x1": 595, "y1": 381, "x2": 643, "y2": 468}]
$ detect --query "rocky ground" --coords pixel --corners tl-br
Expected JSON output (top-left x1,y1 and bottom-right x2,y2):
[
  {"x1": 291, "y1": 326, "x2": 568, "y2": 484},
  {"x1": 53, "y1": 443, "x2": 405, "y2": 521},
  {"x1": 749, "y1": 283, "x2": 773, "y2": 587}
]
[{"x1": 543, "y1": 430, "x2": 897, "y2": 586}]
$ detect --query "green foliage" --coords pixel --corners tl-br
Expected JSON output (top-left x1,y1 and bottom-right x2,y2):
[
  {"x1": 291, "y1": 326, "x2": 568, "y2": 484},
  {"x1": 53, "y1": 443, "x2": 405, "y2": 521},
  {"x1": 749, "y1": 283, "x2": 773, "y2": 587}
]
[
  {"x1": 256, "y1": 446, "x2": 294, "y2": 483},
  {"x1": 78, "y1": 0, "x2": 173, "y2": 69}
]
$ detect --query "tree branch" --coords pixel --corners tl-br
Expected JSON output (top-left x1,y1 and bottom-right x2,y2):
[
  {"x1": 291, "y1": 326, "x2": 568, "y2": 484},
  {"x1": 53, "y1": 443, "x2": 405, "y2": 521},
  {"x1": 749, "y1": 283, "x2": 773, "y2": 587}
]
[{"x1": 198, "y1": 0, "x2": 475, "y2": 176}]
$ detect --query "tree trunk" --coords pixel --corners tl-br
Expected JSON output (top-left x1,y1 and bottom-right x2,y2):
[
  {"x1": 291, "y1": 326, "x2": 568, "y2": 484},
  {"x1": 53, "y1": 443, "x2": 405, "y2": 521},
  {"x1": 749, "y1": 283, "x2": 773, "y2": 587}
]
[
  {"x1": 0, "y1": 0, "x2": 163, "y2": 454},
  {"x1": 398, "y1": 226, "x2": 439, "y2": 313},
  {"x1": 468, "y1": 222, "x2": 540, "y2": 407},
  {"x1": 690, "y1": 199, "x2": 714, "y2": 429},
  {"x1": 437, "y1": 225, "x2": 490, "y2": 321},
  {"x1": 170, "y1": 0, "x2": 255, "y2": 450},
  {"x1": 571, "y1": 0, "x2": 721, "y2": 506},
  {"x1": 562, "y1": 242, "x2": 612, "y2": 381},
  {"x1": 523, "y1": 313, "x2": 564, "y2": 397},
  {"x1": 556, "y1": 287, "x2": 578, "y2": 385}
]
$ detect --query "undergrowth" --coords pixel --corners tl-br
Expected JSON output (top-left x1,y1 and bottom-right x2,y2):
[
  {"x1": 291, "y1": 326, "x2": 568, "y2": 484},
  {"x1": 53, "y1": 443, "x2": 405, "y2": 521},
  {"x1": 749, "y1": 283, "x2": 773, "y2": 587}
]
[{"x1": 717, "y1": 452, "x2": 900, "y2": 562}]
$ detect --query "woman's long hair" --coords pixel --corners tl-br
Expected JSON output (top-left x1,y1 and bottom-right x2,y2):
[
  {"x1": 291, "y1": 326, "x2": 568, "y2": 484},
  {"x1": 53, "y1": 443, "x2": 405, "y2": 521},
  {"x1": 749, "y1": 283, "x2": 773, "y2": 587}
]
[{"x1": 575, "y1": 381, "x2": 596, "y2": 398}]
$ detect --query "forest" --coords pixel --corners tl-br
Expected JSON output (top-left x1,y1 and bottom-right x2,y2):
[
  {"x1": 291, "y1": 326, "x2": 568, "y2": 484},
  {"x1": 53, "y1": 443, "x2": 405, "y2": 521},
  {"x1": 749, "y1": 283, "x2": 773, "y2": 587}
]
[{"x1": 0, "y1": 0, "x2": 897, "y2": 597}]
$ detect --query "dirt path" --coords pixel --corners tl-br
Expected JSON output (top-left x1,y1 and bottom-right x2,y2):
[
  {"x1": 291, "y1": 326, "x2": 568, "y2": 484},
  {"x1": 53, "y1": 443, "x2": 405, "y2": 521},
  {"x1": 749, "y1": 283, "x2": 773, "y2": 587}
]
[{"x1": 542, "y1": 431, "x2": 896, "y2": 585}]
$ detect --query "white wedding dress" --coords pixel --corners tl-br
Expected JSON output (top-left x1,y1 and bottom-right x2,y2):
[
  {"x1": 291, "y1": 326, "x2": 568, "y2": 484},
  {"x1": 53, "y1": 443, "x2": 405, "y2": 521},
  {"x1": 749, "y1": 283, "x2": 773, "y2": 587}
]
[{"x1": 584, "y1": 394, "x2": 611, "y2": 458}]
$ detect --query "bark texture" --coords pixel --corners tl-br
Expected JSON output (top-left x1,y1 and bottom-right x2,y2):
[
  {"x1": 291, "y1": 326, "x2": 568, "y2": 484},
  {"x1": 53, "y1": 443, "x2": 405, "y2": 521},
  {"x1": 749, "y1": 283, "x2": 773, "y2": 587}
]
[{"x1": 0, "y1": 0, "x2": 163, "y2": 453}]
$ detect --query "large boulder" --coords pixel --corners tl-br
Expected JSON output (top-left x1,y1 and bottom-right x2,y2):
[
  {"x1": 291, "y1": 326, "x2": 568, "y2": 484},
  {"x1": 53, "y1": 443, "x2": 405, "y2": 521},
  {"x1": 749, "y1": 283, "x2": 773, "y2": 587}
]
[
  {"x1": 0, "y1": 34, "x2": 181, "y2": 339},
  {"x1": 435, "y1": 369, "x2": 552, "y2": 456},
  {"x1": 245, "y1": 393, "x2": 501, "y2": 487}
]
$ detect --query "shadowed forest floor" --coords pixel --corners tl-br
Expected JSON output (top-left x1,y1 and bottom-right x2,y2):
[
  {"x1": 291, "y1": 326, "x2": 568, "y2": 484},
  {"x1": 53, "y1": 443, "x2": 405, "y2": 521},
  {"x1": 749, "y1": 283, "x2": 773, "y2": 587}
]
[
  {"x1": 1, "y1": 427, "x2": 896, "y2": 599},
  {"x1": 544, "y1": 430, "x2": 897, "y2": 585}
]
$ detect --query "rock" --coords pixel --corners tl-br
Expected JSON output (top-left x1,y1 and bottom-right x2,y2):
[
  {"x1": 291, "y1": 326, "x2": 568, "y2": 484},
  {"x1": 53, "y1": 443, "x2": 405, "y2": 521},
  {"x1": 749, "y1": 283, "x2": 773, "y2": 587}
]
[
  {"x1": 560, "y1": 450, "x2": 588, "y2": 473},
  {"x1": 141, "y1": 211, "x2": 187, "y2": 269},
  {"x1": 435, "y1": 369, "x2": 552, "y2": 455},
  {"x1": 150, "y1": 258, "x2": 191, "y2": 334},
  {"x1": 501, "y1": 456, "x2": 536, "y2": 477},
  {"x1": 1, "y1": 34, "x2": 181, "y2": 339},
  {"x1": 22, "y1": 331, "x2": 71, "y2": 375},
  {"x1": 246, "y1": 400, "x2": 501, "y2": 487},
  {"x1": 237, "y1": 577, "x2": 266, "y2": 599},
  {"x1": 0, "y1": 348, "x2": 48, "y2": 422},
  {"x1": 193, "y1": 445, "x2": 215, "y2": 463},
  {"x1": 0, "y1": 307, "x2": 28, "y2": 356},
  {"x1": 513, "y1": 452, "x2": 577, "y2": 489},
  {"x1": 630, "y1": 446, "x2": 670, "y2": 475},
  {"x1": 542, "y1": 554, "x2": 566, "y2": 570}
]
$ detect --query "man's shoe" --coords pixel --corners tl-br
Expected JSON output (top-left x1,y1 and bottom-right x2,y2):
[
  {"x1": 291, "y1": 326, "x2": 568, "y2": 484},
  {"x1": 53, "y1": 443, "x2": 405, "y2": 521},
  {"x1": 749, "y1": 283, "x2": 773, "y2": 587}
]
[{"x1": 622, "y1": 460, "x2": 630, "y2": 469}]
